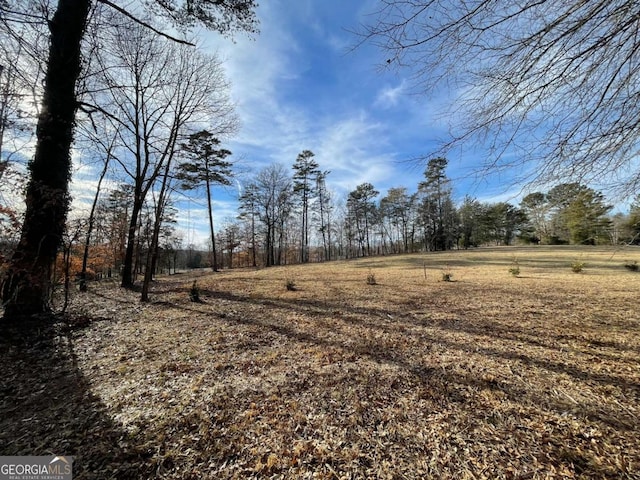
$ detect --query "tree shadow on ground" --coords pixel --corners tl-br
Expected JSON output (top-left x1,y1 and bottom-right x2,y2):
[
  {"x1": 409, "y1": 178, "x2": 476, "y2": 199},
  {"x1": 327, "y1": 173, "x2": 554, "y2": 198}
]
[
  {"x1": 61, "y1": 281, "x2": 640, "y2": 476},
  {"x1": 170, "y1": 287, "x2": 640, "y2": 433},
  {"x1": 0, "y1": 318, "x2": 152, "y2": 480}
]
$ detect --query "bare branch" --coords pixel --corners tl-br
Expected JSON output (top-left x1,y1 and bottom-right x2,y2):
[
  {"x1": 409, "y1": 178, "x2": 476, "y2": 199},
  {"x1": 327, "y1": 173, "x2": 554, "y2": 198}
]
[
  {"x1": 361, "y1": 0, "x2": 640, "y2": 197},
  {"x1": 96, "y1": 0, "x2": 195, "y2": 46}
]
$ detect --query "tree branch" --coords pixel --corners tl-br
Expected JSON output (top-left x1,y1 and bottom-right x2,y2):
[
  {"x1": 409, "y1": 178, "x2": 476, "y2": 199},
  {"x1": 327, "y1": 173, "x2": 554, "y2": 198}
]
[{"x1": 96, "y1": 0, "x2": 195, "y2": 46}]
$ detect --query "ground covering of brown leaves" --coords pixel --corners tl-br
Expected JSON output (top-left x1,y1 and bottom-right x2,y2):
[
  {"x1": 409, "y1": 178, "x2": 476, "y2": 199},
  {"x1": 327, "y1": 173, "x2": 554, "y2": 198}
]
[{"x1": 1, "y1": 246, "x2": 640, "y2": 479}]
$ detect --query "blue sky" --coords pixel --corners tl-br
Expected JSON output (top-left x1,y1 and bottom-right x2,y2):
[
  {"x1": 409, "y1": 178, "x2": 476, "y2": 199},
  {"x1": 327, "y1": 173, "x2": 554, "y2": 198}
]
[
  {"x1": 160, "y1": 0, "x2": 527, "y2": 245},
  {"x1": 63, "y1": 0, "x2": 531, "y2": 246}
]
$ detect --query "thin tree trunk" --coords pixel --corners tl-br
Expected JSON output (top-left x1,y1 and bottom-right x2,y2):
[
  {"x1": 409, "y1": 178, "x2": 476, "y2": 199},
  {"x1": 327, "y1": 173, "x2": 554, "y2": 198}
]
[
  {"x1": 0, "y1": 65, "x2": 10, "y2": 182},
  {"x1": 2, "y1": 0, "x2": 90, "y2": 321},
  {"x1": 205, "y1": 170, "x2": 218, "y2": 272},
  {"x1": 251, "y1": 213, "x2": 257, "y2": 267},
  {"x1": 141, "y1": 195, "x2": 166, "y2": 301},
  {"x1": 79, "y1": 148, "x2": 112, "y2": 292}
]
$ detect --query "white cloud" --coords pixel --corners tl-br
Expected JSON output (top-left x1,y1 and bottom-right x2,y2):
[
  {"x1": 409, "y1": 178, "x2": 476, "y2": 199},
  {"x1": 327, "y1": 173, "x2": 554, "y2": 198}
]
[
  {"x1": 374, "y1": 82, "x2": 406, "y2": 109},
  {"x1": 315, "y1": 112, "x2": 395, "y2": 193},
  {"x1": 63, "y1": 0, "x2": 504, "y2": 244}
]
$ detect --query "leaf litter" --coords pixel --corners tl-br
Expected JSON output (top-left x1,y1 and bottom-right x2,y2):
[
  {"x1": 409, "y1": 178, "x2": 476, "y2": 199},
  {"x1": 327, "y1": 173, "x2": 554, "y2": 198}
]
[{"x1": 1, "y1": 247, "x2": 639, "y2": 479}]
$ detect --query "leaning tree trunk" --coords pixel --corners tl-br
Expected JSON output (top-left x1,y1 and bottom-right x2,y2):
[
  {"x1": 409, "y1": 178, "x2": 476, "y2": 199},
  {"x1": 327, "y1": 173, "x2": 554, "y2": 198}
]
[{"x1": 2, "y1": 0, "x2": 91, "y2": 321}]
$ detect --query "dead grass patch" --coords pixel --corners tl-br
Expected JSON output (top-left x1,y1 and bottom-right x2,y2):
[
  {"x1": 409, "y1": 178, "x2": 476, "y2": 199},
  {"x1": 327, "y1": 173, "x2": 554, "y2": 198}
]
[{"x1": 2, "y1": 246, "x2": 639, "y2": 478}]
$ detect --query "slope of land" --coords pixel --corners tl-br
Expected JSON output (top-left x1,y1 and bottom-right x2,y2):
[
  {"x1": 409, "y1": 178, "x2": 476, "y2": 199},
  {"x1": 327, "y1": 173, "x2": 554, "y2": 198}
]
[{"x1": 2, "y1": 246, "x2": 639, "y2": 479}]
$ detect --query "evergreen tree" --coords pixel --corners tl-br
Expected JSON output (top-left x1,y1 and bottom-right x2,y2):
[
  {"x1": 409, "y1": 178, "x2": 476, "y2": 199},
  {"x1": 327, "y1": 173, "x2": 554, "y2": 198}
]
[
  {"x1": 417, "y1": 157, "x2": 457, "y2": 251},
  {"x1": 627, "y1": 196, "x2": 640, "y2": 244},
  {"x1": 458, "y1": 196, "x2": 483, "y2": 248},
  {"x1": 546, "y1": 183, "x2": 611, "y2": 244},
  {"x1": 563, "y1": 189, "x2": 612, "y2": 245},
  {"x1": 484, "y1": 202, "x2": 527, "y2": 245},
  {"x1": 346, "y1": 183, "x2": 379, "y2": 257},
  {"x1": 292, "y1": 150, "x2": 320, "y2": 263},
  {"x1": 176, "y1": 130, "x2": 233, "y2": 272}
]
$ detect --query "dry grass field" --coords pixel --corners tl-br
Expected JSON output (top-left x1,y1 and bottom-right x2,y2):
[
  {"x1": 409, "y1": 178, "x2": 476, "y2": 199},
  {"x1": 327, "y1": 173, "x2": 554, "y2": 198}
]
[{"x1": 2, "y1": 246, "x2": 640, "y2": 479}]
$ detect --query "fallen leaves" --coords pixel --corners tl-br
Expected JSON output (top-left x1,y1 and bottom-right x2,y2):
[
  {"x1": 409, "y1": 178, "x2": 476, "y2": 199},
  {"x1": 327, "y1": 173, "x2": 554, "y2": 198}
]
[{"x1": 2, "y1": 247, "x2": 640, "y2": 478}]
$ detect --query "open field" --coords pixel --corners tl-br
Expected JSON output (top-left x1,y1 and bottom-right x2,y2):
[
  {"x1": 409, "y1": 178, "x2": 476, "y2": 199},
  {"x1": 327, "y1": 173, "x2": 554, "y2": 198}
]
[{"x1": 2, "y1": 245, "x2": 640, "y2": 479}]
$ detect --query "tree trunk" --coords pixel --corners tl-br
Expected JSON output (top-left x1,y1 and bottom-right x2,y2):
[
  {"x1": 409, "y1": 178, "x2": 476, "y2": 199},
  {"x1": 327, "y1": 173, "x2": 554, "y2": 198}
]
[
  {"x1": 205, "y1": 171, "x2": 218, "y2": 272},
  {"x1": 2, "y1": 0, "x2": 91, "y2": 321},
  {"x1": 121, "y1": 193, "x2": 143, "y2": 288},
  {"x1": 250, "y1": 213, "x2": 257, "y2": 267},
  {"x1": 141, "y1": 160, "x2": 173, "y2": 301},
  {"x1": 79, "y1": 150, "x2": 111, "y2": 292}
]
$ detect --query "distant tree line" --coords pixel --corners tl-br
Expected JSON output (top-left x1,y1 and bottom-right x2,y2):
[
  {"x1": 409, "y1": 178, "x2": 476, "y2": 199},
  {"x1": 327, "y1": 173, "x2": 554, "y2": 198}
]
[
  {"x1": 4, "y1": 129, "x2": 639, "y2": 298},
  {"x1": 41, "y1": 153, "x2": 640, "y2": 282},
  {"x1": 218, "y1": 156, "x2": 638, "y2": 267}
]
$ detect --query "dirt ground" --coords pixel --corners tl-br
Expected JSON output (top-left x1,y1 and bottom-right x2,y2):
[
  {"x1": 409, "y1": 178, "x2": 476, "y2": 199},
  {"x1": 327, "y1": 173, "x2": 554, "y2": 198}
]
[{"x1": 1, "y1": 246, "x2": 639, "y2": 479}]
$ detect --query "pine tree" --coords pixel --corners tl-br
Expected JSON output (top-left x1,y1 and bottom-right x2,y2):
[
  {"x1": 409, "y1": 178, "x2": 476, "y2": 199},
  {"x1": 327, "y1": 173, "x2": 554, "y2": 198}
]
[
  {"x1": 292, "y1": 150, "x2": 320, "y2": 263},
  {"x1": 176, "y1": 130, "x2": 232, "y2": 272},
  {"x1": 418, "y1": 158, "x2": 456, "y2": 251}
]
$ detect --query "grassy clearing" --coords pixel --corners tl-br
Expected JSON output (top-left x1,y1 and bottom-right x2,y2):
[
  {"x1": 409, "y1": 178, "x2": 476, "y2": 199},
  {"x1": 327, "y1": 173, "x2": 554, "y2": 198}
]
[{"x1": 2, "y1": 246, "x2": 639, "y2": 479}]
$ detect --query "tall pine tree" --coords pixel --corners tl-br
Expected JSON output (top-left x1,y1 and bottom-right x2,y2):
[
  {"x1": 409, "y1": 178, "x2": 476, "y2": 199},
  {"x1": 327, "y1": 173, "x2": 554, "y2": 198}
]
[
  {"x1": 176, "y1": 131, "x2": 233, "y2": 272},
  {"x1": 292, "y1": 150, "x2": 320, "y2": 263}
]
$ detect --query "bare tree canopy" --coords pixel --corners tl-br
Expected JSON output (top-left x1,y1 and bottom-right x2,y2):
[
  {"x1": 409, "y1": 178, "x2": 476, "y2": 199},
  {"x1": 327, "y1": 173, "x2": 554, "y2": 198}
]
[
  {"x1": 361, "y1": 1, "x2": 640, "y2": 194},
  {"x1": 0, "y1": 0, "x2": 257, "y2": 320}
]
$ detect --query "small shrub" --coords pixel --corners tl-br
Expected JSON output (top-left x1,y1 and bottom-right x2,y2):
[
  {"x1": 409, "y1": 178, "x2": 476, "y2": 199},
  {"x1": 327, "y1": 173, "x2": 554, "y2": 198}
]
[
  {"x1": 509, "y1": 258, "x2": 520, "y2": 277},
  {"x1": 624, "y1": 260, "x2": 639, "y2": 272},
  {"x1": 285, "y1": 278, "x2": 297, "y2": 291},
  {"x1": 571, "y1": 260, "x2": 585, "y2": 273},
  {"x1": 189, "y1": 280, "x2": 201, "y2": 302},
  {"x1": 439, "y1": 263, "x2": 455, "y2": 282},
  {"x1": 366, "y1": 270, "x2": 377, "y2": 285}
]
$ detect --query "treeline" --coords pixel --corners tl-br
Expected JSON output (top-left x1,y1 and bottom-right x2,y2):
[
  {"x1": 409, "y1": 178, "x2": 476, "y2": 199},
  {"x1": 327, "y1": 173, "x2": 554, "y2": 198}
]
[
  {"x1": 52, "y1": 156, "x2": 640, "y2": 279},
  {"x1": 220, "y1": 156, "x2": 639, "y2": 268},
  {"x1": 5, "y1": 143, "x2": 639, "y2": 295}
]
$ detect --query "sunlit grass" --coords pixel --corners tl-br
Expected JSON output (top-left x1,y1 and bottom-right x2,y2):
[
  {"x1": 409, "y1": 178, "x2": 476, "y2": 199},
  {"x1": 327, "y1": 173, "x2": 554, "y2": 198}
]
[{"x1": 65, "y1": 245, "x2": 640, "y2": 478}]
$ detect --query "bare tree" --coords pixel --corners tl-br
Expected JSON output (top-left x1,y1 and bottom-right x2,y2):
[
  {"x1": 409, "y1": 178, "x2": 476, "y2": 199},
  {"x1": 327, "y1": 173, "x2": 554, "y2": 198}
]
[
  {"x1": 346, "y1": 183, "x2": 379, "y2": 257},
  {"x1": 76, "y1": 123, "x2": 119, "y2": 292},
  {"x1": 220, "y1": 220, "x2": 241, "y2": 269},
  {"x1": 238, "y1": 182, "x2": 259, "y2": 267},
  {"x1": 361, "y1": 1, "x2": 640, "y2": 194},
  {"x1": 1, "y1": 0, "x2": 257, "y2": 321},
  {"x1": 380, "y1": 187, "x2": 416, "y2": 254},
  {"x1": 315, "y1": 170, "x2": 333, "y2": 261},
  {"x1": 250, "y1": 164, "x2": 293, "y2": 267},
  {"x1": 0, "y1": 2, "x2": 47, "y2": 176},
  {"x1": 88, "y1": 19, "x2": 237, "y2": 290}
]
